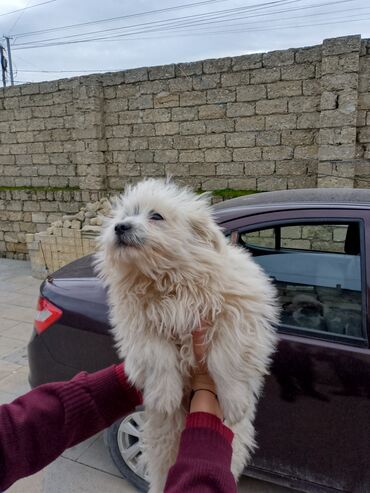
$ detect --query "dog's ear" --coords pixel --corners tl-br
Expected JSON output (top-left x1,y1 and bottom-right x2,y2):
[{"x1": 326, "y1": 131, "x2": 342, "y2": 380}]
[{"x1": 190, "y1": 214, "x2": 225, "y2": 252}]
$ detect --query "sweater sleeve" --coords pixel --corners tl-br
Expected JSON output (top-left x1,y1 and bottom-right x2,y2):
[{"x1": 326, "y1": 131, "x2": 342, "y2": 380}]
[
  {"x1": 0, "y1": 365, "x2": 142, "y2": 492},
  {"x1": 164, "y1": 412, "x2": 237, "y2": 493}
]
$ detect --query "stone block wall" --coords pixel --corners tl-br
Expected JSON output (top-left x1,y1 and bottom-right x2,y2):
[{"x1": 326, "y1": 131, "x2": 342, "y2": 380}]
[{"x1": 0, "y1": 35, "x2": 370, "y2": 259}]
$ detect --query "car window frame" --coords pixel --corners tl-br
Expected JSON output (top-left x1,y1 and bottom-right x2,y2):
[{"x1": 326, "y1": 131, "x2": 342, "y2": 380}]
[{"x1": 232, "y1": 216, "x2": 368, "y2": 348}]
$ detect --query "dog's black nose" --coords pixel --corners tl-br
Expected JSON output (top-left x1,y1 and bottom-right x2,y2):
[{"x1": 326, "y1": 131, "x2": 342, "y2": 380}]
[{"x1": 115, "y1": 222, "x2": 132, "y2": 235}]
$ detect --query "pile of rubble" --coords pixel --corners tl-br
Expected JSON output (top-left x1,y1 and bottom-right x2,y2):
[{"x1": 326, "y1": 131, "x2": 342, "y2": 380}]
[{"x1": 47, "y1": 197, "x2": 111, "y2": 236}]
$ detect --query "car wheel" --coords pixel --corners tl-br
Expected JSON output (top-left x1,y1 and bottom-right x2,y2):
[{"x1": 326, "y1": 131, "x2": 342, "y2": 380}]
[{"x1": 105, "y1": 408, "x2": 149, "y2": 492}]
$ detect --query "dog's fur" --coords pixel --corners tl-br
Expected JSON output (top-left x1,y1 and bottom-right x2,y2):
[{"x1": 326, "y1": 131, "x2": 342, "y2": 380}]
[{"x1": 95, "y1": 179, "x2": 278, "y2": 493}]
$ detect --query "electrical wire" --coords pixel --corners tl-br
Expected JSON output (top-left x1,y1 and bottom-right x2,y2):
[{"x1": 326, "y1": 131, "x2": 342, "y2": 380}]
[
  {"x1": 0, "y1": 0, "x2": 56, "y2": 19},
  {"x1": 11, "y1": 0, "x2": 355, "y2": 49}
]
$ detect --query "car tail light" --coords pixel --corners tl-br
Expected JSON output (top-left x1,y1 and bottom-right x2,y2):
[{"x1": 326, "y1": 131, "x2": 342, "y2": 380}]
[{"x1": 34, "y1": 296, "x2": 63, "y2": 334}]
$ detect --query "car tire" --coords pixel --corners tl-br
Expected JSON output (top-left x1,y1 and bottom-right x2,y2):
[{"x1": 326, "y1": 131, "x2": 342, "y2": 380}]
[{"x1": 105, "y1": 408, "x2": 149, "y2": 492}]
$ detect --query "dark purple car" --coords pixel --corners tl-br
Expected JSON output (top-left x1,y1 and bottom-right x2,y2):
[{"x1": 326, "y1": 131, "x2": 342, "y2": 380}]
[{"x1": 28, "y1": 188, "x2": 370, "y2": 493}]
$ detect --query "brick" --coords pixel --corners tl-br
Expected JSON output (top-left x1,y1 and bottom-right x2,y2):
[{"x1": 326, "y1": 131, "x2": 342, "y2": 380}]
[
  {"x1": 206, "y1": 119, "x2": 234, "y2": 134},
  {"x1": 226, "y1": 132, "x2": 255, "y2": 148},
  {"x1": 232, "y1": 53, "x2": 262, "y2": 71},
  {"x1": 322, "y1": 35, "x2": 361, "y2": 56},
  {"x1": 216, "y1": 163, "x2": 243, "y2": 175},
  {"x1": 295, "y1": 46, "x2": 322, "y2": 63},
  {"x1": 172, "y1": 107, "x2": 198, "y2": 121},
  {"x1": 193, "y1": 75, "x2": 220, "y2": 90},
  {"x1": 318, "y1": 144, "x2": 355, "y2": 160},
  {"x1": 198, "y1": 104, "x2": 225, "y2": 120},
  {"x1": 154, "y1": 150, "x2": 178, "y2": 163},
  {"x1": 267, "y1": 81, "x2": 302, "y2": 98},
  {"x1": 322, "y1": 53, "x2": 359, "y2": 75},
  {"x1": 226, "y1": 102, "x2": 255, "y2": 117},
  {"x1": 320, "y1": 110, "x2": 356, "y2": 128},
  {"x1": 250, "y1": 68, "x2": 280, "y2": 84},
  {"x1": 319, "y1": 127, "x2": 356, "y2": 145},
  {"x1": 321, "y1": 73, "x2": 358, "y2": 91},
  {"x1": 173, "y1": 135, "x2": 199, "y2": 149},
  {"x1": 179, "y1": 150, "x2": 205, "y2": 163},
  {"x1": 107, "y1": 138, "x2": 129, "y2": 151},
  {"x1": 189, "y1": 163, "x2": 215, "y2": 175},
  {"x1": 125, "y1": 67, "x2": 148, "y2": 83},
  {"x1": 175, "y1": 61, "x2": 203, "y2": 77},
  {"x1": 294, "y1": 145, "x2": 318, "y2": 159},
  {"x1": 263, "y1": 49, "x2": 294, "y2": 67},
  {"x1": 207, "y1": 89, "x2": 235, "y2": 104},
  {"x1": 221, "y1": 72, "x2": 249, "y2": 87},
  {"x1": 262, "y1": 146, "x2": 293, "y2": 160},
  {"x1": 169, "y1": 78, "x2": 193, "y2": 92},
  {"x1": 202, "y1": 178, "x2": 228, "y2": 189},
  {"x1": 256, "y1": 131, "x2": 280, "y2": 146},
  {"x1": 135, "y1": 150, "x2": 154, "y2": 163},
  {"x1": 165, "y1": 163, "x2": 189, "y2": 176},
  {"x1": 257, "y1": 176, "x2": 287, "y2": 191},
  {"x1": 141, "y1": 163, "x2": 165, "y2": 176},
  {"x1": 129, "y1": 137, "x2": 149, "y2": 150},
  {"x1": 233, "y1": 147, "x2": 262, "y2": 161},
  {"x1": 149, "y1": 64, "x2": 175, "y2": 80},
  {"x1": 154, "y1": 93, "x2": 179, "y2": 108},
  {"x1": 205, "y1": 149, "x2": 232, "y2": 162},
  {"x1": 244, "y1": 161, "x2": 275, "y2": 176},
  {"x1": 288, "y1": 96, "x2": 320, "y2": 113},
  {"x1": 142, "y1": 109, "x2": 171, "y2": 123},
  {"x1": 321, "y1": 91, "x2": 338, "y2": 110},
  {"x1": 237, "y1": 85, "x2": 266, "y2": 102},
  {"x1": 180, "y1": 91, "x2": 206, "y2": 106},
  {"x1": 281, "y1": 64, "x2": 316, "y2": 80},
  {"x1": 281, "y1": 129, "x2": 315, "y2": 145},
  {"x1": 235, "y1": 116, "x2": 265, "y2": 131},
  {"x1": 129, "y1": 94, "x2": 153, "y2": 110},
  {"x1": 154, "y1": 122, "x2": 179, "y2": 135},
  {"x1": 203, "y1": 58, "x2": 231, "y2": 74},
  {"x1": 297, "y1": 112, "x2": 319, "y2": 129},
  {"x1": 276, "y1": 160, "x2": 308, "y2": 176},
  {"x1": 180, "y1": 121, "x2": 206, "y2": 135},
  {"x1": 199, "y1": 134, "x2": 225, "y2": 148},
  {"x1": 132, "y1": 124, "x2": 155, "y2": 136},
  {"x1": 256, "y1": 98, "x2": 287, "y2": 115},
  {"x1": 228, "y1": 177, "x2": 257, "y2": 189},
  {"x1": 148, "y1": 136, "x2": 173, "y2": 149},
  {"x1": 119, "y1": 111, "x2": 142, "y2": 124},
  {"x1": 265, "y1": 114, "x2": 296, "y2": 130}
]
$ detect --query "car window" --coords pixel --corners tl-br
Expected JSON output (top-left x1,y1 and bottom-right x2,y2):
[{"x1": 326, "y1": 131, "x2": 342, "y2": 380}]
[{"x1": 239, "y1": 222, "x2": 364, "y2": 341}]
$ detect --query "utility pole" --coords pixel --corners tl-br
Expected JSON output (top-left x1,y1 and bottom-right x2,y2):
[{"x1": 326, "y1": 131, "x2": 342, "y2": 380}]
[
  {"x1": 0, "y1": 44, "x2": 7, "y2": 88},
  {"x1": 4, "y1": 37, "x2": 14, "y2": 86}
]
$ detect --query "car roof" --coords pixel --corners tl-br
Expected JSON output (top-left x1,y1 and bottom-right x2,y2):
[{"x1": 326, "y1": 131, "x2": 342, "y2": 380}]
[{"x1": 213, "y1": 188, "x2": 370, "y2": 223}]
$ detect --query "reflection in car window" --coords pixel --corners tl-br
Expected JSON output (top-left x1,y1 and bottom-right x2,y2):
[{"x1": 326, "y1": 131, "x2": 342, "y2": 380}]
[{"x1": 239, "y1": 223, "x2": 363, "y2": 340}]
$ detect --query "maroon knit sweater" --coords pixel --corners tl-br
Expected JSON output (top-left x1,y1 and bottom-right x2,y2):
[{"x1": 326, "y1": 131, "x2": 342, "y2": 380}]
[{"x1": 0, "y1": 365, "x2": 236, "y2": 492}]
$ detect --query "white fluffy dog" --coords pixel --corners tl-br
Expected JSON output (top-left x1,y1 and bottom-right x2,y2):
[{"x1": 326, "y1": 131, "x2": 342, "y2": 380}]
[{"x1": 95, "y1": 179, "x2": 278, "y2": 493}]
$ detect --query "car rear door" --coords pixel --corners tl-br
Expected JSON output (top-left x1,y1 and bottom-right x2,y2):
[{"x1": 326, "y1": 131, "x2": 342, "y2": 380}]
[{"x1": 227, "y1": 208, "x2": 370, "y2": 493}]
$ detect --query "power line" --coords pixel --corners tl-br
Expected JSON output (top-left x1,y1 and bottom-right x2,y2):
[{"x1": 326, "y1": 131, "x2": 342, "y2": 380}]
[
  {"x1": 12, "y1": 0, "x2": 229, "y2": 38},
  {"x1": 0, "y1": 0, "x2": 56, "y2": 19},
  {"x1": 11, "y1": 0, "x2": 351, "y2": 49}
]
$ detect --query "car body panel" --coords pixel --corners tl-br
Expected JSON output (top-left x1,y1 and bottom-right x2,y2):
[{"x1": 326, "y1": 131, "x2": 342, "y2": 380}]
[{"x1": 28, "y1": 189, "x2": 370, "y2": 492}]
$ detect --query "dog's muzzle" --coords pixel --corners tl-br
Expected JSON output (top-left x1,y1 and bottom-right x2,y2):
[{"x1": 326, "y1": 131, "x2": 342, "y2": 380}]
[{"x1": 114, "y1": 222, "x2": 142, "y2": 247}]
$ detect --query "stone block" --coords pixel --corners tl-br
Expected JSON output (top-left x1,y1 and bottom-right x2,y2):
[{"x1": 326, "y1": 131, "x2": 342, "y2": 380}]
[
  {"x1": 294, "y1": 145, "x2": 318, "y2": 159},
  {"x1": 179, "y1": 150, "x2": 204, "y2": 163},
  {"x1": 207, "y1": 89, "x2": 235, "y2": 104},
  {"x1": 165, "y1": 163, "x2": 189, "y2": 176},
  {"x1": 297, "y1": 112, "x2": 319, "y2": 129},
  {"x1": 322, "y1": 52, "x2": 359, "y2": 75},
  {"x1": 275, "y1": 160, "x2": 308, "y2": 176},
  {"x1": 193, "y1": 75, "x2": 220, "y2": 90},
  {"x1": 320, "y1": 109, "x2": 356, "y2": 128},
  {"x1": 226, "y1": 132, "x2": 255, "y2": 148},
  {"x1": 257, "y1": 176, "x2": 287, "y2": 191},
  {"x1": 119, "y1": 110, "x2": 142, "y2": 124},
  {"x1": 155, "y1": 122, "x2": 179, "y2": 135},
  {"x1": 129, "y1": 137, "x2": 149, "y2": 150},
  {"x1": 237, "y1": 85, "x2": 266, "y2": 101},
  {"x1": 289, "y1": 96, "x2": 320, "y2": 113},
  {"x1": 262, "y1": 146, "x2": 293, "y2": 160},
  {"x1": 180, "y1": 121, "x2": 206, "y2": 135},
  {"x1": 267, "y1": 80, "x2": 302, "y2": 98},
  {"x1": 206, "y1": 119, "x2": 234, "y2": 134},
  {"x1": 199, "y1": 134, "x2": 225, "y2": 148},
  {"x1": 203, "y1": 58, "x2": 231, "y2": 74},
  {"x1": 142, "y1": 109, "x2": 171, "y2": 123},
  {"x1": 318, "y1": 144, "x2": 355, "y2": 161},
  {"x1": 149, "y1": 64, "x2": 175, "y2": 80},
  {"x1": 232, "y1": 53, "x2": 262, "y2": 71},
  {"x1": 263, "y1": 49, "x2": 294, "y2": 67},
  {"x1": 189, "y1": 163, "x2": 215, "y2": 175},
  {"x1": 321, "y1": 73, "x2": 358, "y2": 91},
  {"x1": 319, "y1": 127, "x2": 356, "y2": 145},
  {"x1": 322, "y1": 35, "x2": 361, "y2": 56},
  {"x1": 175, "y1": 61, "x2": 203, "y2": 77},
  {"x1": 205, "y1": 148, "x2": 232, "y2": 162},
  {"x1": 221, "y1": 72, "x2": 249, "y2": 87},
  {"x1": 135, "y1": 150, "x2": 154, "y2": 163},
  {"x1": 129, "y1": 94, "x2": 153, "y2": 110},
  {"x1": 168, "y1": 78, "x2": 193, "y2": 92},
  {"x1": 180, "y1": 91, "x2": 206, "y2": 106},
  {"x1": 256, "y1": 131, "x2": 280, "y2": 146},
  {"x1": 233, "y1": 147, "x2": 262, "y2": 162},
  {"x1": 235, "y1": 116, "x2": 265, "y2": 131},
  {"x1": 226, "y1": 102, "x2": 255, "y2": 117},
  {"x1": 281, "y1": 129, "x2": 315, "y2": 145},
  {"x1": 172, "y1": 107, "x2": 198, "y2": 121},
  {"x1": 141, "y1": 163, "x2": 165, "y2": 176},
  {"x1": 198, "y1": 104, "x2": 225, "y2": 120},
  {"x1": 173, "y1": 135, "x2": 199, "y2": 149},
  {"x1": 295, "y1": 46, "x2": 322, "y2": 63},
  {"x1": 154, "y1": 150, "x2": 178, "y2": 163},
  {"x1": 125, "y1": 67, "x2": 148, "y2": 83},
  {"x1": 132, "y1": 124, "x2": 155, "y2": 136},
  {"x1": 256, "y1": 98, "x2": 287, "y2": 114},
  {"x1": 250, "y1": 68, "x2": 280, "y2": 84},
  {"x1": 153, "y1": 93, "x2": 179, "y2": 108},
  {"x1": 216, "y1": 162, "x2": 243, "y2": 175},
  {"x1": 228, "y1": 177, "x2": 257, "y2": 189},
  {"x1": 265, "y1": 114, "x2": 296, "y2": 130},
  {"x1": 281, "y1": 64, "x2": 316, "y2": 80}
]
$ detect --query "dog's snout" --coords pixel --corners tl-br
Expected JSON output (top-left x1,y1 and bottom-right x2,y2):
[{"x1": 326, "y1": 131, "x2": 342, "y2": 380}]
[{"x1": 115, "y1": 222, "x2": 132, "y2": 235}]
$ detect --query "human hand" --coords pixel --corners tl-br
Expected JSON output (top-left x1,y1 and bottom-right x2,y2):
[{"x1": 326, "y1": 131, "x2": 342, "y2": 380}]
[{"x1": 190, "y1": 322, "x2": 223, "y2": 419}]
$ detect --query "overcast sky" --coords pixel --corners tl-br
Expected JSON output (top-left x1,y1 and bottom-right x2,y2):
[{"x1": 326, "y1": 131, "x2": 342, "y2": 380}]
[{"x1": 0, "y1": 0, "x2": 370, "y2": 85}]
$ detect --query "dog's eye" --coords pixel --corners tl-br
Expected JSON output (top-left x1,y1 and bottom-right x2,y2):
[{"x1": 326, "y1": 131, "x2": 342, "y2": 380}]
[{"x1": 150, "y1": 212, "x2": 164, "y2": 221}]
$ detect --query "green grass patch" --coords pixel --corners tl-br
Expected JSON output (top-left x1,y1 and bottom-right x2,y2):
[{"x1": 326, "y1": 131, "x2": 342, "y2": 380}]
[{"x1": 0, "y1": 186, "x2": 80, "y2": 192}]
